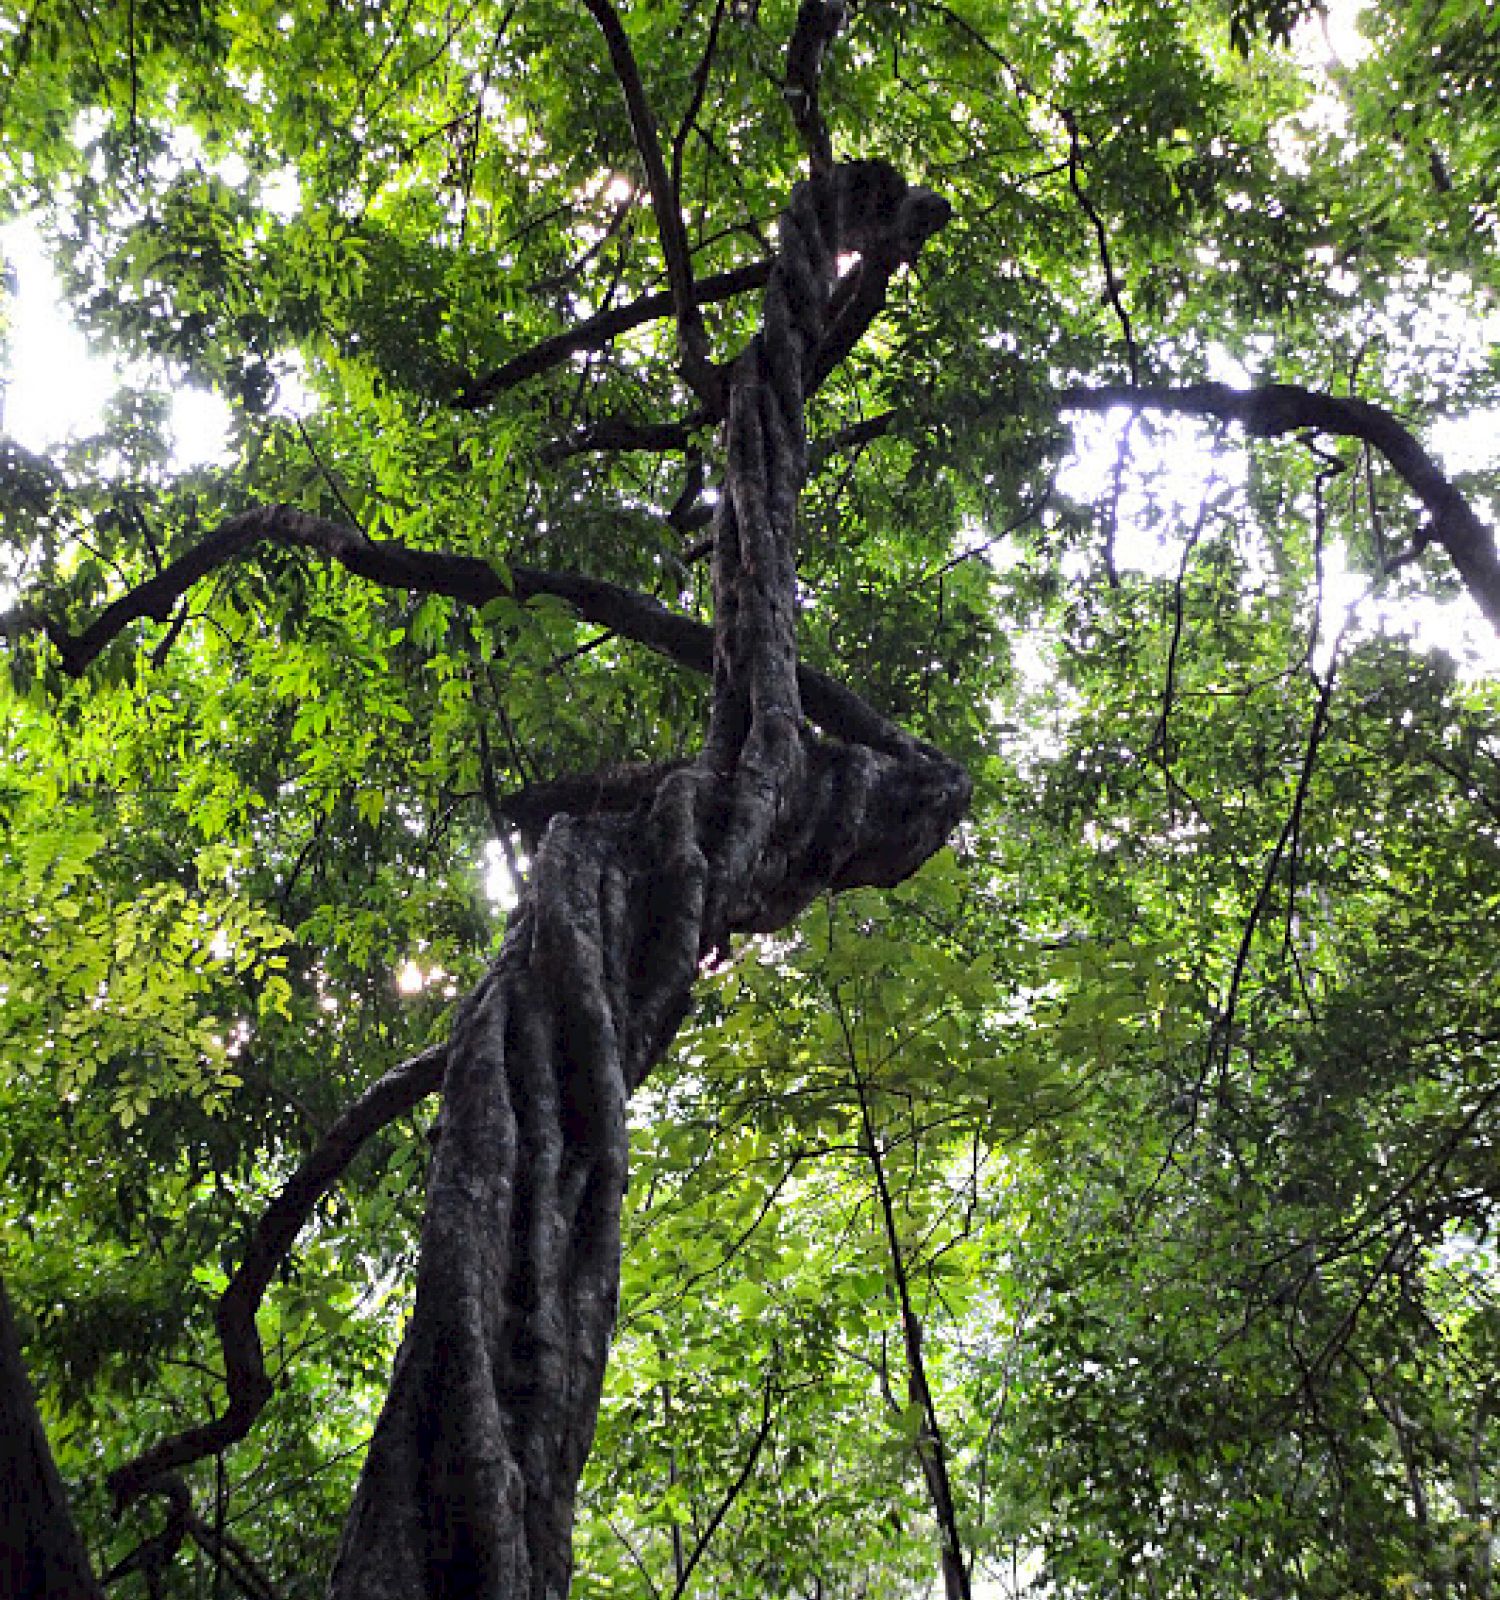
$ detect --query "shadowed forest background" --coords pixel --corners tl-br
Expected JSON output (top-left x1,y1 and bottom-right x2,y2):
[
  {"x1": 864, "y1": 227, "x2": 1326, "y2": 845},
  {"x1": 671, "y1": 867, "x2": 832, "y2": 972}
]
[{"x1": 2, "y1": 0, "x2": 1499, "y2": 1595}]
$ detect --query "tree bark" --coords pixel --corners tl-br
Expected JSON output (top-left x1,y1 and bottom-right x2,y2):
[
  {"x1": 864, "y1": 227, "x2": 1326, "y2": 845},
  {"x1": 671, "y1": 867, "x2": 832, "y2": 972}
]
[
  {"x1": 326, "y1": 160, "x2": 966, "y2": 1600},
  {"x1": 0, "y1": 1272, "x2": 105, "y2": 1600}
]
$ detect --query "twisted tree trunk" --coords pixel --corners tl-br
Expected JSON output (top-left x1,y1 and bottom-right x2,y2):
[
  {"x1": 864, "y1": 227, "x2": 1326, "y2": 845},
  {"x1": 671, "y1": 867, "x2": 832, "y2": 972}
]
[{"x1": 327, "y1": 162, "x2": 966, "y2": 1600}]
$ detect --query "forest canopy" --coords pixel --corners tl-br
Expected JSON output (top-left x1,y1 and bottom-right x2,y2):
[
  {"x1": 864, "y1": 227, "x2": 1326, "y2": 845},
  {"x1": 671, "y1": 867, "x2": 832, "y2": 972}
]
[{"x1": 1, "y1": 0, "x2": 1498, "y2": 1596}]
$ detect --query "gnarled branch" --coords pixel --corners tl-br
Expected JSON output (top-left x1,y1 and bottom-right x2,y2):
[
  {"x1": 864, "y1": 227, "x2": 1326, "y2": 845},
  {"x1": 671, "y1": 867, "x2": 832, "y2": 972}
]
[
  {"x1": 107, "y1": 1044, "x2": 447, "y2": 1506},
  {"x1": 321, "y1": 159, "x2": 963, "y2": 1600},
  {"x1": 785, "y1": 0, "x2": 846, "y2": 175}
]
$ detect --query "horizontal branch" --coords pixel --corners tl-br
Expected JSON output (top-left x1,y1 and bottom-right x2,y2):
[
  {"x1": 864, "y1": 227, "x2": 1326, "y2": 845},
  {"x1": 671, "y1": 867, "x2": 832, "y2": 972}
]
[
  {"x1": 8, "y1": 504, "x2": 917, "y2": 755},
  {"x1": 796, "y1": 381, "x2": 1500, "y2": 635},
  {"x1": 808, "y1": 412, "x2": 900, "y2": 470},
  {"x1": 538, "y1": 326, "x2": 884, "y2": 461},
  {"x1": 1064, "y1": 382, "x2": 1500, "y2": 633},
  {"x1": 108, "y1": 1044, "x2": 448, "y2": 1506},
  {"x1": 540, "y1": 415, "x2": 699, "y2": 462}
]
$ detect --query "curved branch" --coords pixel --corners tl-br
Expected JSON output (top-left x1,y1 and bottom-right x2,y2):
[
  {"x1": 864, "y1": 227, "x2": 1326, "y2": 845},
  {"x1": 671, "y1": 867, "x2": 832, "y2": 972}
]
[
  {"x1": 796, "y1": 381, "x2": 1500, "y2": 634},
  {"x1": 1061, "y1": 110, "x2": 1140, "y2": 385},
  {"x1": 108, "y1": 1044, "x2": 447, "y2": 1506},
  {"x1": 1063, "y1": 382, "x2": 1500, "y2": 633},
  {"x1": 9, "y1": 504, "x2": 920, "y2": 755},
  {"x1": 784, "y1": 0, "x2": 846, "y2": 175}
]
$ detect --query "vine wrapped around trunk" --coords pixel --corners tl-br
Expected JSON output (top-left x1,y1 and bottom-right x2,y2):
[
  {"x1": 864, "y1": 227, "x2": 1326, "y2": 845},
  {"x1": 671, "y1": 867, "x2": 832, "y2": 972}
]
[{"x1": 326, "y1": 162, "x2": 965, "y2": 1600}]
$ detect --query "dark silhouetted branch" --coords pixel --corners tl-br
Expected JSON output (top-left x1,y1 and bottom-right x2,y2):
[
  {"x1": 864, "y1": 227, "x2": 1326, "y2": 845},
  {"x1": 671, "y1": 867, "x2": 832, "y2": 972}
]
[
  {"x1": 788, "y1": 382, "x2": 1500, "y2": 634},
  {"x1": 7, "y1": 504, "x2": 920, "y2": 756},
  {"x1": 107, "y1": 1044, "x2": 448, "y2": 1506},
  {"x1": 845, "y1": 1038, "x2": 970, "y2": 1600},
  {"x1": 454, "y1": 261, "x2": 768, "y2": 410},
  {"x1": 667, "y1": 1367, "x2": 779, "y2": 1600},
  {"x1": 1061, "y1": 109, "x2": 1140, "y2": 385},
  {"x1": 1063, "y1": 383, "x2": 1500, "y2": 633},
  {"x1": 808, "y1": 412, "x2": 903, "y2": 469},
  {"x1": 184, "y1": 1498, "x2": 285, "y2": 1600},
  {"x1": 671, "y1": 0, "x2": 729, "y2": 199},
  {"x1": 784, "y1": 0, "x2": 846, "y2": 175},
  {"x1": 580, "y1": 0, "x2": 721, "y2": 407},
  {"x1": 0, "y1": 1273, "x2": 105, "y2": 1597},
  {"x1": 540, "y1": 415, "x2": 699, "y2": 462},
  {"x1": 102, "y1": 1475, "x2": 190, "y2": 1591}
]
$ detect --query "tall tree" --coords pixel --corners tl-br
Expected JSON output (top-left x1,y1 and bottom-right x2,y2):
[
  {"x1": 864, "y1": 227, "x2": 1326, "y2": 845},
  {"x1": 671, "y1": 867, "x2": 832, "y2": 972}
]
[{"x1": 2, "y1": 0, "x2": 1498, "y2": 1594}]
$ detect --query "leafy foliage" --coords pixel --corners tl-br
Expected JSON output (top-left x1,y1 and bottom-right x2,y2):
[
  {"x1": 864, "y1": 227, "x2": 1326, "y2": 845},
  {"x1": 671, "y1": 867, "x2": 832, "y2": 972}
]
[{"x1": 1, "y1": 0, "x2": 1498, "y2": 1593}]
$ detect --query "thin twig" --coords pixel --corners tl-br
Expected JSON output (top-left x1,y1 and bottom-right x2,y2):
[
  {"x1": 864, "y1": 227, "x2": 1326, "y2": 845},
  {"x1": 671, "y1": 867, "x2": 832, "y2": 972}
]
[
  {"x1": 837, "y1": 991, "x2": 970, "y2": 1600},
  {"x1": 1153, "y1": 475, "x2": 1220, "y2": 824},
  {"x1": 296, "y1": 419, "x2": 367, "y2": 534},
  {"x1": 1061, "y1": 109, "x2": 1140, "y2": 384},
  {"x1": 671, "y1": 0, "x2": 730, "y2": 201},
  {"x1": 667, "y1": 1366, "x2": 779, "y2": 1600},
  {"x1": 1211, "y1": 636, "x2": 1344, "y2": 1099}
]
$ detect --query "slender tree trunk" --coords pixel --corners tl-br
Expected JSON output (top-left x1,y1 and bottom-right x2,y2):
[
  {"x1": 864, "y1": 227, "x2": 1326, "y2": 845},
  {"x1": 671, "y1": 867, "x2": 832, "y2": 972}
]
[
  {"x1": 0, "y1": 1272, "x2": 105, "y2": 1600},
  {"x1": 327, "y1": 162, "x2": 966, "y2": 1600},
  {"x1": 850, "y1": 1065, "x2": 971, "y2": 1600}
]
